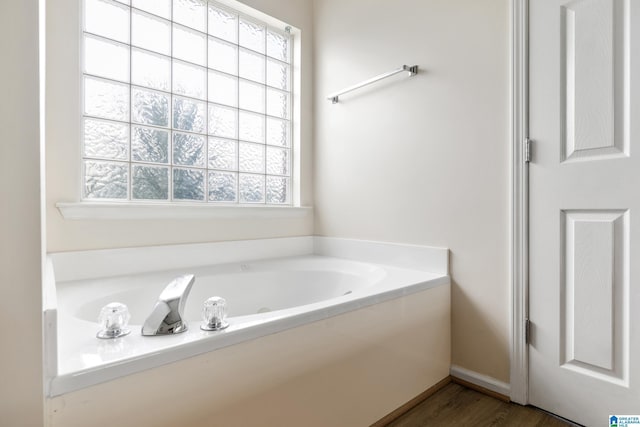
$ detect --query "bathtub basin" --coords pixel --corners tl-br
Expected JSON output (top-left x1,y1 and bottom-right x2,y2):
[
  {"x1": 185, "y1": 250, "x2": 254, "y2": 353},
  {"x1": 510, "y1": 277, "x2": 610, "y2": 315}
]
[{"x1": 65, "y1": 257, "x2": 387, "y2": 326}]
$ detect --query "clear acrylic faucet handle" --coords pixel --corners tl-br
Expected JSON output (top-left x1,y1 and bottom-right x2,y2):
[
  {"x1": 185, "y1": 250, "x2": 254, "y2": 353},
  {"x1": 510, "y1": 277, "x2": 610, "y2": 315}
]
[
  {"x1": 201, "y1": 297, "x2": 229, "y2": 331},
  {"x1": 97, "y1": 302, "x2": 131, "y2": 339}
]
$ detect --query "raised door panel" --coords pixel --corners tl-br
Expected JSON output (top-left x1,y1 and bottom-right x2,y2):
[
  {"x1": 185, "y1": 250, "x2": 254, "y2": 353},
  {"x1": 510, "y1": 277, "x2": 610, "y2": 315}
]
[
  {"x1": 561, "y1": 0, "x2": 630, "y2": 162},
  {"x1": 561, "y1": 210, "x2": 628, "y2": 385}
]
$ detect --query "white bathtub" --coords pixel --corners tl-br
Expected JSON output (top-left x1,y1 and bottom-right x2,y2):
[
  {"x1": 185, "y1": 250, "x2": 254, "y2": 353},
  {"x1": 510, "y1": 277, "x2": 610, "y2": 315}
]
[
  {"x1": 44, "y1": 236, "x2": 450, "y2": 426},
  {"x1": 64, "y1": 257, "x2": 388, "y2": 327}
]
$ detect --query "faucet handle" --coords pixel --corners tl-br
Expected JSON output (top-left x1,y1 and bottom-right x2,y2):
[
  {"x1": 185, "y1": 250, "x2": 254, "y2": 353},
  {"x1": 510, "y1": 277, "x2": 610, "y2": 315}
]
[
  {"x1": 201, "y1": 297, "x2": 229, "y2": 331},
  {"x1": 97, "y1": 302, "x2": 131, "y2": 339}
]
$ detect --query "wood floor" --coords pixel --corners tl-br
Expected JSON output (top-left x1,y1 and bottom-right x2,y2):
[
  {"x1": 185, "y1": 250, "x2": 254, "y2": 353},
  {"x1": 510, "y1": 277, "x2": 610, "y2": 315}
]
[{"x1": 386, "y1": 383, "x2": 576, "y2": 427}]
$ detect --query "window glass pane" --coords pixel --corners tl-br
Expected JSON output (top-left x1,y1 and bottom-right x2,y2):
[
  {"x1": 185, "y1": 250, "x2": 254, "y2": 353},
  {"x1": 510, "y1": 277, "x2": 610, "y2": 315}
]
[
  {"x1": 266, "y1": 30, "x2": 290, "y2": 63},
  {"x1": 132, "y1": 126, "x2": 169, "y2": 163},
  {"x1": 132, "y1": 165, "x2": 169, "y2": 200},
  {"x1": 266, "y1": 146, "x2": 289, "y2": 175},
  {"x1": 85, "y1": 0, "x2": 130, "y2": 43},
  {"x1": 239, "y1": 111, "x2": 265, "y2": 143},
  {"x1": 266, "y1": 117, "x2": 289, "y2": 147},
  {"x1": 173, "y1": 60, "x2": 207, "y2": 100},
  {"x1": 173, "y1": 0, "x2": 206, "y2": 32},
  {"x1": 239, "y1": 80, "x2": 265, "y2": 114},
  {"x1": 84, "y1": 118, "x2": 129, "y2": 160},
  {"x1": 173, "y1": 132, "x2": 206, "y2": 167},
  {"x1": 173, "y1": 24, "x2": 206, "y2": 66},
  {"x1": 132, "y1": 10, "x2": 171, "y2": 55},
  {"x1": 84, "y1": 160, "x2": 129, "y2": 199},
  {"x1": 84, "y1": 35, "x2": 129, "y2": 82},
  {"x1": 239, "y1": 142, "x2": 265, "y2": 173},
  {"x1": 173, "y1": 168, "x2": 205, "y2": 200},
  {"x1": 132, "y1": 0, "x2": 170, "y2": 19},
  {"x1": 266, "y1": 88, "x2": 289, "y2": 119},
  {"x1": 208, "y1": 71, "x2": 237, "y2": 107},
  {"x1": 239, "y1": 18, "x2": 265, "y2": 54},
  {"x1": 84, "y1": 76, "x2": 129, "y2": 121},
  {"x1": 132, "y1": 87, "x2": 170, "y2": 127},
  {"x1": 209, "y1": 171, "x2": 237, "y2": 202},
  {"x1": 208, "y1": 137, "x2": 237, "y2": 170},
  {"x1": 266, "y1": 176, "x2": 288, "y2": 204},
  {"x1": 131, "y1": 48, "x2": 171, "y2": 91},
  {"x1": 173, "y1": 97, "x2": 206, "y2": 133},
  {"x1": 208, "y1": 5, "x2": 237, "y2": 43},
  {"x1": 239, "y1": 173, "x2": 265, "y2": 203},
  {"x1": 239, "y1": 49, "x2": 265, "y2": 84},
  {"x1": 208, "y1": 104, "x2": 238, "y2": 139},
  {"x1": 208, "y1": 37, "x2": 238, "y2": 74},
  {"x1": 266, "y1": 58, "x2": 289, "y2": 91}
]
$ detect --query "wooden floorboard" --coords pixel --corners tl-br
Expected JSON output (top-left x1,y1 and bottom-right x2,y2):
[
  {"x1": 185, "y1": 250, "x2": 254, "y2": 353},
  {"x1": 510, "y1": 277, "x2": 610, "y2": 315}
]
[
  {"x1": 371, "y1": 377, "x2": 452, "y2": 427},
  {"x1": 385, "y1": 383, "x2": 575, "y2": 427}
]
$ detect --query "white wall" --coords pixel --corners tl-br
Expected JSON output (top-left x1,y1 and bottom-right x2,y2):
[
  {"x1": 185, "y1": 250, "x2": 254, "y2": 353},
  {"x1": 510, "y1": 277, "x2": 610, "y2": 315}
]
[
  {"x1": 313, "y1": 0, "x2": 511, "y2": 382},
  {"x1": 46, "y1": 0, "x2": 314, "y2": 252},
  {"x1": 0, "y1": 0, "x2": 45, "y2": 425}
]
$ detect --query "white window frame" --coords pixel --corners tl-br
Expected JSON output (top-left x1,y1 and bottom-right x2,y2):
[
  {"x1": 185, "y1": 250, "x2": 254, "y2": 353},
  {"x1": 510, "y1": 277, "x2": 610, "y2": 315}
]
[{"x1": 57, "y1": 0, "x2": 309, "y2": 220}]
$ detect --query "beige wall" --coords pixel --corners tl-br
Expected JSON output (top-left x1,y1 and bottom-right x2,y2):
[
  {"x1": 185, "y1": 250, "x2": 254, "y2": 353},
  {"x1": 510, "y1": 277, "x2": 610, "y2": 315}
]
[
  {"x1": 0, "y1": 0, "x2": 45, "y2": 425},
  {"x1": 46, "y1": 0, "x2": 314, "y2": 252},
  {"x1": 313, "y1": 0, "x2": 510, "y2": 382}
]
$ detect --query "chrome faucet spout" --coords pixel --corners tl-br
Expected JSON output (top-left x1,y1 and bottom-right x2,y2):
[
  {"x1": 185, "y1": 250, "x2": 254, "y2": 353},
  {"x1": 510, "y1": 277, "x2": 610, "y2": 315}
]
[{"x1": 142, "y1": 274, "x2": 195, "y2": 336}]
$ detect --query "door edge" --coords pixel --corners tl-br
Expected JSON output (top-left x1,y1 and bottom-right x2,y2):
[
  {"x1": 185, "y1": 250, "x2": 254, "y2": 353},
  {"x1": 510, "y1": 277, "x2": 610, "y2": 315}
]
[{"x1": 510, "y1": 0, "x2": 530, "y2": 405}]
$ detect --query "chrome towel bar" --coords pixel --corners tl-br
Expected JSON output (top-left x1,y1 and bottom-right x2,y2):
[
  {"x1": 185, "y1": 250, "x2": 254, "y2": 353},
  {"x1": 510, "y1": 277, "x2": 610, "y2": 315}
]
[{"x1": 327, "y1": 64, "x2": 418, "y2": 104}]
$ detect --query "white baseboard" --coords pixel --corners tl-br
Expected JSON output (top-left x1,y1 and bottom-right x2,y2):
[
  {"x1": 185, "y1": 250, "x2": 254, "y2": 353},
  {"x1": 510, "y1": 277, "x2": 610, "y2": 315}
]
[{"x1": 450, "y1": 365, "x2": 511, "y2": 397}]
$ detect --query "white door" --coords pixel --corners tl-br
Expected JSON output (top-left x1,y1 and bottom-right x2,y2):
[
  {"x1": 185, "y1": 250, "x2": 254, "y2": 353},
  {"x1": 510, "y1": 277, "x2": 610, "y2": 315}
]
[{"x1": 529, "y1": 0, "x2": 640, "y2": 425}]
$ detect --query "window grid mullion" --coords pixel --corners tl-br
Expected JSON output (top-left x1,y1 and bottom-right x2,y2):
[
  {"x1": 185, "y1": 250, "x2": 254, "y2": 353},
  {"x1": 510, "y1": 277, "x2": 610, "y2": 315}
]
[
  {"x1": 204, "y1": 0, "x2": 210, "y2": 203},
  {"x1": 287, "y1": 28, "x2": 293, "y2": 205},
  {"x1": 235, "y1": 12, "x2": 240, "y2": 203},
  {"x1": 263, "y1": 22, "x2": 267, "y2": 205},
  {"x1": 128, "y1": 6, "x2": 133, "y2": 201},
  {"x1": 169, "y1": 0, "x2": 174, "y2": 202}
]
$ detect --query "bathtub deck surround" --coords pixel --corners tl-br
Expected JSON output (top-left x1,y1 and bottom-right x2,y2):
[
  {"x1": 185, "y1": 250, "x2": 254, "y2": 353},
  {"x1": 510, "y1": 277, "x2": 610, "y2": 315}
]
[
  {"x1": 48, "y1": 284, "x2": 450, "y2": 427},
  {"x1": 44, "y1": 237, "x2": 450, "y2": 411}
]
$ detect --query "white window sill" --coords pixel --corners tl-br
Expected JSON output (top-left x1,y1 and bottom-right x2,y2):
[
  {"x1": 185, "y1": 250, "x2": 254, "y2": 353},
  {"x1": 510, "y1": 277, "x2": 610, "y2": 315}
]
[{"x1": 56, "y1": 202, "x2": 313, "y2": 220}]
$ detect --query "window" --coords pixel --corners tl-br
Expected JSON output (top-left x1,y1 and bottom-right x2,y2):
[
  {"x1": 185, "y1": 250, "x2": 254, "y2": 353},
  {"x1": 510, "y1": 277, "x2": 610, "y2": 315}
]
[{"x1": 81, "y1": 0, "x2": 293, "y2": 205}]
